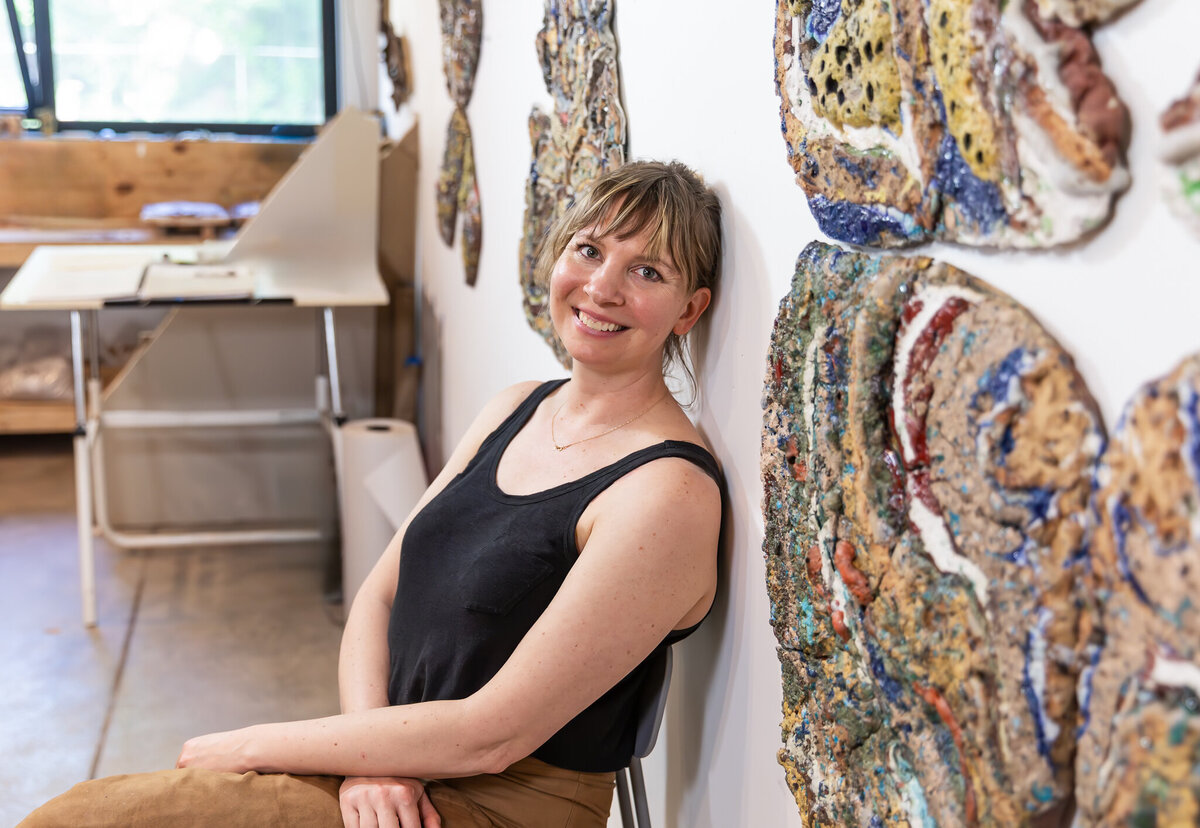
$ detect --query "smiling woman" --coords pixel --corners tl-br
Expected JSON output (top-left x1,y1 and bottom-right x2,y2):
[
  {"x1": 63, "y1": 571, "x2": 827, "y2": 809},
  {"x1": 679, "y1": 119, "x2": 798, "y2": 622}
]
[
  {"x1": 18, "y1": 161, "x2": 727, "y2": 828},
  {"x1": 536, "y1": 161, "x2": 723, "y2": 396}
]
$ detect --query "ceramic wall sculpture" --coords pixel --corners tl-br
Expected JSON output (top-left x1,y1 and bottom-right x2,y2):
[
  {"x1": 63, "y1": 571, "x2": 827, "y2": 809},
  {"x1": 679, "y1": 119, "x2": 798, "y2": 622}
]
[
  {"x1": 1074, "y1": 354, "x2": 1200, "y2": 825},
  {"x1": 380, "y1": 0, "x2": 410, "y2": 109},
  {"x1": 762, "y1": 241, "x2": 1105, "y2": 824},
  {"x1": 519, "y1": 0, "x2": 627, "y2": 366},
  {"x1": 773, "y1": 0, "x2": 1133, "y2": 248},
  {"x1": 436, "y1": 0, "x2": 482, "y2": 285},
  {"x1": 1161, "y1": 70, "x2": 1200, "y2": 236}
]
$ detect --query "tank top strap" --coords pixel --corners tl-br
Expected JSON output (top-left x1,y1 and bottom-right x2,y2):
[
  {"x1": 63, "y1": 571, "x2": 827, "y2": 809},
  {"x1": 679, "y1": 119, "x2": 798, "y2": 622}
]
[
  {"x1": 469, "y1": 379, "x2": 568, "y2": 469},
  {"x1": 564, "y1": 439, "x2": 723, "y2": 552},
  {"x1": 583, "y1": 439, "x2": 722, "y2": 491}
]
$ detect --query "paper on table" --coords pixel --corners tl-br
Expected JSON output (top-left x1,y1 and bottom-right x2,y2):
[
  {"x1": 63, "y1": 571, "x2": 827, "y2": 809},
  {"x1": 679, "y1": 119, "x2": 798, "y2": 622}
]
[
  {"x1": 139, "y1": 261, "x2": 255, "y2": 300},
  {"x1": 13, "y1": 249, "x2": 154, "y2": 302}
]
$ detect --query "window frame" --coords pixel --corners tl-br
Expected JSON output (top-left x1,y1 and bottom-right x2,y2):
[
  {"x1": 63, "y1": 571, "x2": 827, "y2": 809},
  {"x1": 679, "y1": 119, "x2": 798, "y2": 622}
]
[
  {"x1": 2, "y1": 0, "x2": 34, "y2": 113},
  {"x1": 3, "y1": 0, "x2": 338, "y2": 137}
]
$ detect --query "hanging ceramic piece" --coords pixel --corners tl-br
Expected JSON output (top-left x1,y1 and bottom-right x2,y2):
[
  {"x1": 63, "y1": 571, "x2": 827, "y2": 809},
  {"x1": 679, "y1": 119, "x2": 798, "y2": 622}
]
[
  {"x1": 1074, "y1": 354, "x2": 1200, "y2": 826},
  {"x1": 380, "y1": 0, "x2": 410, "y2": 109},
  {"x1": 762, "y1": 241, "x2": 1104, "y2": 824},
  {"x1": 773, "y1": 0, "x2": 1134, "y2": 248},
  {"x1": 519, "y1": 0, "x2": 627, "y2": 366},
  {"x1": 458, "y1": 132, "x2": 482, "y2": 286},
  {"x1": 436, "y1": 0, "x2": 483, "y2": 285},
  {"x1": 1160, "y1": 70, "x2": 1200, "y2": 237},
  {"x1": 437, "y1": 106, "x2": 469, "y2": 247}
]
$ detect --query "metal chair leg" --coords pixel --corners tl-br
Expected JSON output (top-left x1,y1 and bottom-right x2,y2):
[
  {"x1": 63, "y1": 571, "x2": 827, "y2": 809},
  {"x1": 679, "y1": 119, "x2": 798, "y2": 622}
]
[
  {"x1": 615, "y1": 767, "x2": 634, "y2": 826},
  {"x1": 630, "y1": 756, "x2": 651, "y2": 828}
]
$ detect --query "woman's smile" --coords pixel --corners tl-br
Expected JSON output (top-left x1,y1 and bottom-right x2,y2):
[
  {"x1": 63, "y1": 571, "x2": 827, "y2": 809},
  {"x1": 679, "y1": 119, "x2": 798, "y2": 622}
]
[{"x1": 573, "y1": 307, "x2": 628, "y2": 334}]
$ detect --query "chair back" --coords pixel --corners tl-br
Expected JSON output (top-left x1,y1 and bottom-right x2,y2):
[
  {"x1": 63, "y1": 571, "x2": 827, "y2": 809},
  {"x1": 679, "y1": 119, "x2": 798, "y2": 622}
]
[
  {"x1": 633, "y1": 647, "x2": 673, "y2": 758},
  {"x1": 617, "y1": 646, "x2": 674, "y2": 827}
]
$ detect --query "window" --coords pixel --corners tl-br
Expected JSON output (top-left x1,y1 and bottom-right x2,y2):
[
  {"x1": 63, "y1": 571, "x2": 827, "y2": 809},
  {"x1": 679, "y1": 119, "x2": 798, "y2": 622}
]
[{"x1": 3, "y1": 0, "x2": 336, "y2": 135}]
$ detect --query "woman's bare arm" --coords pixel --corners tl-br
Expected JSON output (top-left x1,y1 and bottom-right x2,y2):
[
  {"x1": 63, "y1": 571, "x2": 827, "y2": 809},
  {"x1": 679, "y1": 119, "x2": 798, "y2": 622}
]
[{"x1": 178, "y1": 455, "x2": 720, "y2": 779}]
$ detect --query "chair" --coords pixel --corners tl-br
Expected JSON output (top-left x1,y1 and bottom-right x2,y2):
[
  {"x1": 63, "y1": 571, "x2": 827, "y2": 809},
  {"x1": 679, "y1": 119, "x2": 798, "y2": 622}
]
[{"x1": 614, "y1": 647, "x2": 673, "y2": 828}]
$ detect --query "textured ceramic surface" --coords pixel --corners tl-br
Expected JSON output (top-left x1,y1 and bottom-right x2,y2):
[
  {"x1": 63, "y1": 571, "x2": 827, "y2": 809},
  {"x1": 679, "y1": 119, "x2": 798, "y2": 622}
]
[
  {"x1": 1075, "y1": 354, "x2": 1200, "y2": 826},
  {"x1": 762, "y1": 242, "x2": 1104, "y2": 825},
  {"x1": 773, "y1": 0, "x2": 1133, "y2": 248},
  {"x1": 519, "y1": 0, "x2": 627, "y2": 366},
  {"x1": 1160, "y1": 70, "x2": 1200, "y2": 237},
  {"x1": 436, "y1": 0, "x2": 483, "y2": 285}
]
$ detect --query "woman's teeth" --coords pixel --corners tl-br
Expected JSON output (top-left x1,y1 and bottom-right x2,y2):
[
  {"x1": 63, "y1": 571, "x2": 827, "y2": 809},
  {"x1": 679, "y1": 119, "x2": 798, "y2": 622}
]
[{"x1": 577, "y1": 309, "x2": 624, "y2": 332}]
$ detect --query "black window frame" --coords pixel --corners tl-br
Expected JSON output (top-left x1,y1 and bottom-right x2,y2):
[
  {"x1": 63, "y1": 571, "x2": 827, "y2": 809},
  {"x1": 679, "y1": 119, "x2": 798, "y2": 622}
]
[{"x1": 2, "y1": 0, "x2": 338, "y2": 137}]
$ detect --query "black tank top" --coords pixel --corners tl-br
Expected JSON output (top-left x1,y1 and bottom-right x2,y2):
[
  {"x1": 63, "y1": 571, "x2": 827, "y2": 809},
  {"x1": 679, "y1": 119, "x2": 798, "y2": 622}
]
[{"x1": 386, "y1": 379, "x2": 722, "y2": 772}]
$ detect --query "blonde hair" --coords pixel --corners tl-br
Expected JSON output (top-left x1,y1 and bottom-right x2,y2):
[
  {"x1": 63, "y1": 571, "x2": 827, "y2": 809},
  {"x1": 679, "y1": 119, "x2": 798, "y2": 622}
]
[{"x1": 532, "y1": 160, "x2": 723, "y2": 382}]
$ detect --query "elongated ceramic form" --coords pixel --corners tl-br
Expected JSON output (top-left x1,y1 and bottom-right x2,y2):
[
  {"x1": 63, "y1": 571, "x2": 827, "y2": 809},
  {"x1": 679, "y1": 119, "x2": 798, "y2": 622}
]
[
  {"x1": 519, "y1": 0, "x2": 627, "y2": 365},
  {"x1": 763, "y1": 242, "x2": 1104, "y2": 825},
  {"x1": 436, "y1": 0, "x2": 483, "y2": 285},
  {"x1": 1160, "y1": 70, "x2": 1200, "y2": 237},
  {"x1": 1075, "y1": 354, "x2": 1200, "y2": 826},
  {"x1": 773, "y1": 0, "x2": 1133, "y2": 248}
]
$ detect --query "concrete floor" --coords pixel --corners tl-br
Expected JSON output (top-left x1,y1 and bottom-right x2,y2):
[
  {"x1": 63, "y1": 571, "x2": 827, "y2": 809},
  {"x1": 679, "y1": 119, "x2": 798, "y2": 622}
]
[{"x1": 0, "y1": 435, "x2": 344, "y2": 827}]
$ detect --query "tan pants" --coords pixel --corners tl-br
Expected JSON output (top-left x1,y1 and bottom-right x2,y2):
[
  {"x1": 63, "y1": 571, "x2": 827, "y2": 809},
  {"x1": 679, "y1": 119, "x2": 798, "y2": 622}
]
[{"x1": 19, "y1": 757, "x2": 615, "y2": 828}]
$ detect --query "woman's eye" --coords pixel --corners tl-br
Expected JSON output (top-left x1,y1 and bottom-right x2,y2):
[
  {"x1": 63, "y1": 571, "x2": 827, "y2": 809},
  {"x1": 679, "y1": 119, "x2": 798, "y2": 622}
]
[
  {"x1": 637, "y1": 266, "x2": 662, "y2": 282},
  {"x1": 577, "y1": 243, "x2": 599, "y2": 258}
]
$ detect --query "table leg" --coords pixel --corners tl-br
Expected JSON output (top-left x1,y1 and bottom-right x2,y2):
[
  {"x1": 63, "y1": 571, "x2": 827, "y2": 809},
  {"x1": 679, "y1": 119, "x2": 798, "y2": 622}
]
[
  {"x1": 322, "y1": 307, "x2": 346, "y2": 425},
  {"x1": 70, "y1": 310, "x2": 97, "y2": 627}
]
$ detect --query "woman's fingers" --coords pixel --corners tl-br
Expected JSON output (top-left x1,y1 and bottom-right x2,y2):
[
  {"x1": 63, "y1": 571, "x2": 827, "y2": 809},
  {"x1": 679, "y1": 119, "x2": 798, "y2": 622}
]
[
  {"x1": 339, "y1": 777, "x2": 438, "y2": 828},
  {"x1": 375, "y1": 803, "x2": 402, "y2": 828},
  {"x1": 417, "y1": 790, "x2": 443, "y2": 828}
]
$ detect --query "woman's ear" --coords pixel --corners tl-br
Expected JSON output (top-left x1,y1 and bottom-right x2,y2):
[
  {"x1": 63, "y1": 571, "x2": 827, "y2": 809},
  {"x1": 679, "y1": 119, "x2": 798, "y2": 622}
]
[{"x1": 673, "y1": 287, "x2": 712, "y2": 337}]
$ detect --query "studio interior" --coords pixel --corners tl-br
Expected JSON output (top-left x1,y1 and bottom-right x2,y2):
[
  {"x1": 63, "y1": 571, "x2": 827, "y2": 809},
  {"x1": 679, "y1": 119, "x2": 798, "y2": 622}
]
[{"x1": 1, "y1": 1, "x2": 1198, "y2": 826}]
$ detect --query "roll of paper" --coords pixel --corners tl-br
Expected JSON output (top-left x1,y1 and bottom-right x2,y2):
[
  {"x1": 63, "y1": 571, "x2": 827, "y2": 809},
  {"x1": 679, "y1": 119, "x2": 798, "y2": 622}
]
[{"x1": 340, "y1": 419, "x2": 426, "y2": 607}]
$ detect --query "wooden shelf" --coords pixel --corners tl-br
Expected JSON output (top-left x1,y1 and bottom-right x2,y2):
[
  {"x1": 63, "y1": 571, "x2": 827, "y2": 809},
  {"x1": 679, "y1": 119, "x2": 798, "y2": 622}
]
[{"x1": 0, "y1": 399, "x2": 77, "y2": 434}]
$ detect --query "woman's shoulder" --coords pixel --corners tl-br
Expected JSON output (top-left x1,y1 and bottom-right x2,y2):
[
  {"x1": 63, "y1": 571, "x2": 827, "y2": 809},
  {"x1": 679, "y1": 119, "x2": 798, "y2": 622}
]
[
  {"x1": 449, "y1": 380, "x2": 560, "y2": 458},
  {"x1": 604, "y1": 440, "x2": 722, "y2": 517}
]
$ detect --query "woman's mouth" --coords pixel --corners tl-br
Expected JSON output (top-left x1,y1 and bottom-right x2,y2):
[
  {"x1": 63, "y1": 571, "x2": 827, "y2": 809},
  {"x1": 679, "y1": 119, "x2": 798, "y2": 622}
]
[{"x1": 574, "y1": 308, "x2": 627, "y2": 333}]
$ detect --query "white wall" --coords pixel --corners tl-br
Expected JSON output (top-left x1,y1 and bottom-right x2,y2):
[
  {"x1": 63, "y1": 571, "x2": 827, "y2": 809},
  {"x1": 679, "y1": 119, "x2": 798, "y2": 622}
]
[{"x1": 388, "y1": 1, "x2": 1200, "y2": 825}]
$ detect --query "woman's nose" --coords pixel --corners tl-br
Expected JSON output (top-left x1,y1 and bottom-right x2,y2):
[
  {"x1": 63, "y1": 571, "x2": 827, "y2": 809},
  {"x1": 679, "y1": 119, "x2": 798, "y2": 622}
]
[{"x1": 583, "y1": 260, "x2": 623, "y2": 304}]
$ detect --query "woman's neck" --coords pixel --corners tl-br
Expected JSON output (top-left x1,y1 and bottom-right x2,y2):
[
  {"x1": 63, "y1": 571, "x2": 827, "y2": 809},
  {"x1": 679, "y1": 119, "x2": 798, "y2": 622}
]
[{"x1": 557, "y1": 366, "x2": 670, "y2": 422}]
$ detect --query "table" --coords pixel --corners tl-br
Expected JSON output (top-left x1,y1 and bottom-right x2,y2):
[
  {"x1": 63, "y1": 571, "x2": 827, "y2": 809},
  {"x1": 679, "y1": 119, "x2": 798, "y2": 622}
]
[{"x1": 0, "y1": 109, "x2": 389, "y2": 625}]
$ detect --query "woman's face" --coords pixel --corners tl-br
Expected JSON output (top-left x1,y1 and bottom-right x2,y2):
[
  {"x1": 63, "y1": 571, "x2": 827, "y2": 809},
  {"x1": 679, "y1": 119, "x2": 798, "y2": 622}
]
[{"x1": 548, "y1": 221, "x2": 711, "y2": 375}]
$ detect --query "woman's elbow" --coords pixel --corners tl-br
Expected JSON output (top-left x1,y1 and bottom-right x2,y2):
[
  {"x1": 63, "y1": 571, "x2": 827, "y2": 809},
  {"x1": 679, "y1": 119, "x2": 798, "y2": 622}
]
[
  {"x1": 473, "y1": 742, "x2": 524, "y2": 776},
  {"x1": 457, "y1": 699, "x2": 542, "y2": 775}
]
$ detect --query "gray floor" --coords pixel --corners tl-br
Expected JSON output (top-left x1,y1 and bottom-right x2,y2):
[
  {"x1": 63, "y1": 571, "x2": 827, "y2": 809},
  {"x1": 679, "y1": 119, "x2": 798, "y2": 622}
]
[{"x1": 0, "y1": 435, "x2": 344, "y2": 827}]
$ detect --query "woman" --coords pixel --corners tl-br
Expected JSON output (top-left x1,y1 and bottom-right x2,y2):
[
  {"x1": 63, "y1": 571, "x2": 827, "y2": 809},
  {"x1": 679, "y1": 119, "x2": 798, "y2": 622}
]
[{"x1": 22, "y1": 160, "x2": 724, "y2": 828}]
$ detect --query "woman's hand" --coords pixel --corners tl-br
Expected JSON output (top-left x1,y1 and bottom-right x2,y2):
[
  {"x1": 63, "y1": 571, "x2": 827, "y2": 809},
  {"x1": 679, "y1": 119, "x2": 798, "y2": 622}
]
[
  {"x1": 339, "y1": 776, "x2": 441, "y2": 828},
  {"x1": 176, "y1": 727, "x2": 254, "y2": 773}
]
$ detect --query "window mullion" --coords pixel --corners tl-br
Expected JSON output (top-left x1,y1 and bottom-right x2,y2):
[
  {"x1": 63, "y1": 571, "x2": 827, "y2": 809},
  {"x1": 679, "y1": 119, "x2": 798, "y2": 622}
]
[
  {"x1": 31, "y1": 0, "x2": 51, "y2": 113},
  {"x1": 4, "y1": 0, "x2": 34, "y2": 112}
]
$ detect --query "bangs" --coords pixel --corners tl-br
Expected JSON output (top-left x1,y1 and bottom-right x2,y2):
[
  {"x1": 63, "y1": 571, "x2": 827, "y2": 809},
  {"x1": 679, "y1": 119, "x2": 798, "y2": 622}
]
[{"x1": 585, "y1": 182, "x2": 685, "y2": 278}]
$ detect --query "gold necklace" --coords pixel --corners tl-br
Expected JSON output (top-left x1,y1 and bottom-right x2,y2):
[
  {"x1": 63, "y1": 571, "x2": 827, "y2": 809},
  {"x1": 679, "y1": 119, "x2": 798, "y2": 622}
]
[{"x1": 551, "y1": 390, "x2": 671, "y2": 451}]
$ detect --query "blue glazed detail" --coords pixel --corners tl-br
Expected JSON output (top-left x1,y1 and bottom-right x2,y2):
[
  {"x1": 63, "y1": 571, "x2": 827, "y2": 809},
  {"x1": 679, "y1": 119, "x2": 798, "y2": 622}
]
[
  {"x1": 865, "y1": 636, "x2": 906, "y2": 705},
  {"x1": 1111, "y1": 500, "x2": 1152, "y2": 605},
  {"x1": 836, "y1": 155, "x2": 879, "y2": 189},
  {"x1": 997, "y1": 422, "x2": 1016, "y2": 463},
  {"x1": 809, "y1": 195, "x2": 924, "y2": 246},
  {"x1": 1186, "y1": 386, "x2": 1200, "y2": 492},
  {"x1": 973, "y1": 349, "x2": 1027, "y2": 411},
  {"x1": 806, "y1": 0, "x2": 842, "y2": 42},
  {"x1": 932, "y1": 133, "x2": 1008, "y2": 233},
  {"x1": 1020, "y1": 614, "x2": 1054, "y2": 762},
  {"x1": 1075, "y1": 642, "x2": 1101, "y2": 739}
]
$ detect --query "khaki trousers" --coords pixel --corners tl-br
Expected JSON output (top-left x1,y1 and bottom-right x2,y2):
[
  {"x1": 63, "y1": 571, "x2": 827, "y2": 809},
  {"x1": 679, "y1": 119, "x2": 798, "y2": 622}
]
[{"x1": 19, "y1": 757, "x2": 615, "y2": 828}]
